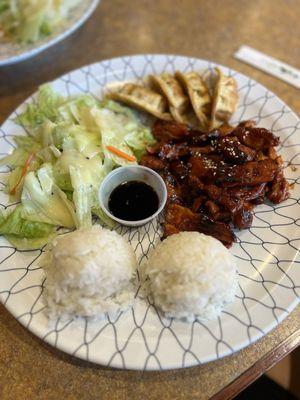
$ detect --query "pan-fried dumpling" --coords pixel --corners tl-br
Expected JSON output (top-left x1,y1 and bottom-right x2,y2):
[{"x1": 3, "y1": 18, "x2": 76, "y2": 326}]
[
  {"x1": 202, "y1": 68, "x2": 218, "y2": 97},
  {"x1": 108, "y1": 83, "x2": 171, "y2": 120},
  {"x1": 175, "y1": 71, "x2": 211, "y2": 130},
  {"x1": 150, "y1": 73, "x2": 197, "y2": 125},
  {"x1": 168, "y1": 104, "x2": 200, "y2": 126},
  {"x1": 209, "y1": 68, "x2": 238, "y2": 130},
  {"x1": 150, "y1": 73, "x2": 188, "y2": 109}
]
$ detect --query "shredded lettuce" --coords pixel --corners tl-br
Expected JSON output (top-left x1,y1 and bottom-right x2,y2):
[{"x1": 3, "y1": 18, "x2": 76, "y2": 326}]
[
  {"x1": 0, "y1": 205, "x2": 55, "y2": 250},
  {"x1": 56, "y1": 95, "x2": 99, "y2": 126},
  {"x1": 91, "y1": 206, "x2": 116, "y2": 229},
  {"x1": 0, "y1": 85, "x2": 156, "y2": 249},
  {"x1": 68, "y1": 151, "x2": 109, "y2": 228},
  {"x1": 6, "y1": 166, "x2": 23, "y2": 201},
  {"x1": 53, "y1": 150, "x2": 105, "y2": 190},
  {"x1": 16, "y1": 85, "x2": 64, "y2": 128},
  {"x1": 21, "y1": 164, "x2": 76, "y2": 228},
  {"x1": 69, "y1": 165, "x2": 92, "y2": 229},
  {"x1": 4, "y1": 235, "x2": 54, "y2": 251},
  {"x1": 98, "y1": 100, "x2": 155, "y2": 161},
  {"x1": 53, "y1": 123, "x2": 102, "y2": 158},
  {"x1": 92, "y1": 104, "x2": 154, "y2": 166},
  {"x1": 0, "y1": 136, "x2": 42, "y2": 201},
  {"x1": 0, "y1": 205, "x2": 54, "y2": 238},
  {"x1": 0, "y1": 0, "x2": 81, "y2": 44},
  {"x1": 124, "y1": 128, "x2": 156, "y2": 161},
  {"x1": 0, "y1": 142, "x2": 41, "y2": 168}
]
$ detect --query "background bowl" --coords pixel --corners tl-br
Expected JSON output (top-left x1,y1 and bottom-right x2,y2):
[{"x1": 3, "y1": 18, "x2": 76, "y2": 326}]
[{"x1": 0, "y1": 0, "x2": 99, "y2": 66}]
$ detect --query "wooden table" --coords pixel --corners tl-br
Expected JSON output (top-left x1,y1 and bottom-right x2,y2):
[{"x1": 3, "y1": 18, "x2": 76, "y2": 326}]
[{"x1": 0, "y1": 1, "x2": 299, "y2": 399}]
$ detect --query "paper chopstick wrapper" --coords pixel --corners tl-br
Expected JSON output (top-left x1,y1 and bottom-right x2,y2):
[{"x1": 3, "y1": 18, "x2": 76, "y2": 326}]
[{"x1": 234, "y1": 46, "x2": 300, "y2": 89}]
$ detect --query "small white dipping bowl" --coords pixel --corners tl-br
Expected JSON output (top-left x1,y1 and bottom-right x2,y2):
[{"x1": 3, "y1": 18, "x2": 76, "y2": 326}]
[{"x1": 99, "y1": 165, "x2": 167, "y2": 227}]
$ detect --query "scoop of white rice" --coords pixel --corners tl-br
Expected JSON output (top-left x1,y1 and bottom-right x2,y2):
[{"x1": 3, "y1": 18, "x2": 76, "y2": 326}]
[
  {"x1": 43, "y1": 226, "x2": 137, "y2": 319},
  {"x1": 145, "y1": 232, "x2": 238, "y2": 321}
]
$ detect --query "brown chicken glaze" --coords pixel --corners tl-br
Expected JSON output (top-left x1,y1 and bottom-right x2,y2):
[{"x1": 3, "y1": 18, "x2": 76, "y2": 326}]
[{"x1": 141, "y1": 120, "x2": 290, "y2": 247}]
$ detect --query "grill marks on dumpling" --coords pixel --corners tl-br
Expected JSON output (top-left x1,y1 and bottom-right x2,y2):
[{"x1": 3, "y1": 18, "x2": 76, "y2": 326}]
[
  {"x1": 209, "y1": 68, "x2": 239, "y2": 130},
  {"x1": 150, "y1": 73, "x2": 192, "y2": 124},
  {"x1": 175, "y1": 71, "x2": 211, "y2": 130},
  {"x1": 108, "y1": 83, "x2": 172, "y2": 120}
]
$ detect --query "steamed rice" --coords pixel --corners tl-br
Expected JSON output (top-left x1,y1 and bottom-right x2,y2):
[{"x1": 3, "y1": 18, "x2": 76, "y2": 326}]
[
  {"x1": 42, "y1": 226, "x2": 137, "y2": 319},
  {"x1": 145, "y1": 231, "x2": 238, "y2": 321}
]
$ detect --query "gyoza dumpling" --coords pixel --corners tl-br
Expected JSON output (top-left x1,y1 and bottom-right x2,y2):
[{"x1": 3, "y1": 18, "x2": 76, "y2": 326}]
[
  {"x1": 168, "y1": 104, "x2": 199, "y2": 126},
  {"x1": 202, "y1": 68, "x2": 218, "y2": 97},
  {"x1": 175, "y1": 71, "x2": 211, "y2": 130},
  {"x1": 109, "y1": 83, "x2": 171, "y2": 120},
  {"x1": 150, "y1": 73, "x2": 188, "y2": 109},
  {"x1": 209, "y1": 68, "x2": 238, "y2": 130},
  {"x1": 150, "y1": 73, "x2": 193, "y2": 124}
]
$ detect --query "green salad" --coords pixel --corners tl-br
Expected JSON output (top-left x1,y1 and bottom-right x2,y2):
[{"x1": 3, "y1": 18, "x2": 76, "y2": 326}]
[
  {"x1": 0, "y1": 0, "x2": 80, "y2": 43},
  {"x1": 0, "y1": 85, "x2": 155, "y2": 250}
]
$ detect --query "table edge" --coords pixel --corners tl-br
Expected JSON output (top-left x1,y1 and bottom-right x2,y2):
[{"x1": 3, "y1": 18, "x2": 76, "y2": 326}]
[{"x1": 211, "y1": 327, "x2": 300, "y2": 400}]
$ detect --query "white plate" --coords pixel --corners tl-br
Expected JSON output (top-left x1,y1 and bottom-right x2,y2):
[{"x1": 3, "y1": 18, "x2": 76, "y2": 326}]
[
  {"x1": 0, "y1": 0, "x2": 99, "y2": 66},
  {"x1": 0, "y1": 55, "x2": 299, "y2": 371}
]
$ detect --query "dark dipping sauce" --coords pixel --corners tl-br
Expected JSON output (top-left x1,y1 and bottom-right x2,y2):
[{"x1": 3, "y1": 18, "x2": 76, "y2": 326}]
[{"x1": 108, "y1": 181, "x2": 159, "y2": 221}]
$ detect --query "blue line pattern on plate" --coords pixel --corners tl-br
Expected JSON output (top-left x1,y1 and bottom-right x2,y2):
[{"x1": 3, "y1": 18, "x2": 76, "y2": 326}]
[{"x1": 0, "y1": 55, "x2": 299, "y2": 370}]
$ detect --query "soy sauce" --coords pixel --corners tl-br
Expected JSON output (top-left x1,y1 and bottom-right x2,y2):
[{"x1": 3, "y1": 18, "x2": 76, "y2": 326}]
[{"x1": 108, "y1": 181, "x2": 159, "y2": 221}]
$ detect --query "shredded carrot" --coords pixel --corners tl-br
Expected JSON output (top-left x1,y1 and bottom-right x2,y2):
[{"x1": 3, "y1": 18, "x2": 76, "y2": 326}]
[
  {"x1": 106, "y1": 146, "x2": 136, "y2": 162},
  {"x1": 10, "y1": 153, "x2": 35, "y2": 195}
]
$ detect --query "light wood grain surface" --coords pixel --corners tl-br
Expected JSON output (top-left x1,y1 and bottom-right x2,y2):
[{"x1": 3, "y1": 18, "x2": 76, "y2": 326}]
[{"x1": 0, "y1": 1, "x2": 299, "y2": 399}]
